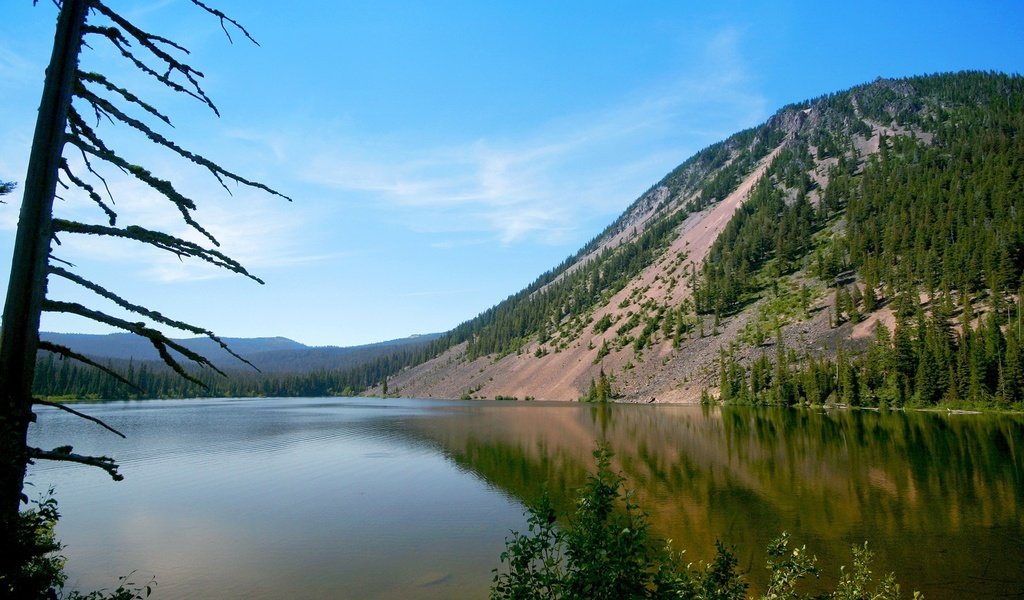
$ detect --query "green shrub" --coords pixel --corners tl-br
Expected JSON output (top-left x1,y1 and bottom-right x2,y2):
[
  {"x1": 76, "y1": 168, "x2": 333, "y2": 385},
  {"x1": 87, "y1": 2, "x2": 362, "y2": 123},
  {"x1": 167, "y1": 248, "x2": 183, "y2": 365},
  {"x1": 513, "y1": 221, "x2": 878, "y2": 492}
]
[
  {"x1": 492, "y1": 447, "x2": 920, "y2": 600},
  {"x1": 4, "y1": 490, "x2": 154, "y2": 600},
  {"x1": 491, "y1": 447, "x2": 745, "y2": 599}
]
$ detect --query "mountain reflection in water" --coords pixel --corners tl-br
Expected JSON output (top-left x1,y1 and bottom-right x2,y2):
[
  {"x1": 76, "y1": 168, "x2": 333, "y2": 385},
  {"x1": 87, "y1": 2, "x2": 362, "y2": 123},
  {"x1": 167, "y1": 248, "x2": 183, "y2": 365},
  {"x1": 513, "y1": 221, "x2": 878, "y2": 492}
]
[
  {"x1": 404, "y1": 402, "x2": 1024, "y2": 599},
  {"x1": 27, "y1": 398, "x2": 1022, "y2": 599}
]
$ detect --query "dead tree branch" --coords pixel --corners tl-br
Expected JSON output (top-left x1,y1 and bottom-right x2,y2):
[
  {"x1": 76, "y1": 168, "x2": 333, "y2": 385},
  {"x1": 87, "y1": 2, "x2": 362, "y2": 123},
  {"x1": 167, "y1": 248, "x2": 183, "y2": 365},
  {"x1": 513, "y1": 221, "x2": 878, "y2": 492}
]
[
  {"x1": 28, "y1": 446, "x2": 123, "y2": 481},
  {"x1": 33, "y1": 398, "x2": 127, "y2": 438},
  {"x1": 38, "y1": 340, "x2": 140, "y2": 390}
]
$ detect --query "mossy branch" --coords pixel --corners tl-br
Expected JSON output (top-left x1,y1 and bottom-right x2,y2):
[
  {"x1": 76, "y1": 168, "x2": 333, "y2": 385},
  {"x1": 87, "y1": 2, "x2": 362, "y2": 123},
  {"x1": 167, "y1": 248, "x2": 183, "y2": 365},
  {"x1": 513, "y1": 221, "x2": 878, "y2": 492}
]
[
  {"x1": 59, "y1": 158, "x2": 116, "y2": 225},
  {"x1": 28, "y1": 446, "x2": 123, "y2": 481},
  {"x1": 51, "y1": 218, "x2": 262, "y2": 283},
  {"x1": 86, "y1": 0, "x2": 218, "y2": 115},
  {"x1": 42, "y1": 299, "x2": 226, "y2": 385},
  {"x1": 74, "y1": 84, "x2": 292, "y2": 203},
  {"x1": 81, "y1": 22, "x2": 214, "y2": 114},
  {"x1": 67, "y1": 108, "x2": 218, "y2": 244},
  {"x1": 48, "y1": 265, "x2": 259, "y2": 371},
  {"x1": 37, "y1": 340, "x2": 140, "y2": 391},
  {"x1": 77, "y1": 70, "x2": 172, "y2": 126},
  {"x1": 33, "y1": 397, "x2": 127, "y2": 438},
  {"x1": 188, "y1": 0, "x2": 260, "y2": 46}
]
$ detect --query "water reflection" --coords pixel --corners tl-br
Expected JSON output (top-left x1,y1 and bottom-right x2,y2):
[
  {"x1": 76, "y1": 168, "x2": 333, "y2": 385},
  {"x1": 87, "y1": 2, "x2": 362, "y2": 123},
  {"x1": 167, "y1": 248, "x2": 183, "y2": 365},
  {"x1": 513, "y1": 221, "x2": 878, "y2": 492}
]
[
  {"x1": 404, "y1": 403, "x2": 1024, "y2": 598},
  {"x1": 27, "y1": 398, "x2": 524, "y2": 600},
  {"x1": 26, "y1": 399, "x2": 1023, "y2": 599}
]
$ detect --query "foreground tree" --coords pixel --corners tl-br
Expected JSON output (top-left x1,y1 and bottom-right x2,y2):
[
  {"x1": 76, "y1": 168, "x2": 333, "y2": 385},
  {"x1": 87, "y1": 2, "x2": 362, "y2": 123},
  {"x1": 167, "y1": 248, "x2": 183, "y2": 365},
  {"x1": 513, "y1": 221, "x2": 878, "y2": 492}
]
[{"x1": 0, "y1": 1, "x2": 287, "y2": 595}]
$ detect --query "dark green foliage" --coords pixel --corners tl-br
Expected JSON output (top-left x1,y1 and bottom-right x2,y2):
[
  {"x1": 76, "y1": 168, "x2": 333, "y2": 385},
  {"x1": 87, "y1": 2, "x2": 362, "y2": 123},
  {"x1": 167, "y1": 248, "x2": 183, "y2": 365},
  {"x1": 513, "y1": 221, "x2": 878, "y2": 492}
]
[
  {"x1": 697, "y1": 72, "x2": 1024, "y2": 409},
  {"x1": 715, "y1": 304, "x2": 1024, "y2": 409},
  {"x1": 694, "y1": 154, "x2": 820, "y2": 317},
  {"x1": 691, "y1": 124, "x2": 785, "y2": 212},
  {"x1": 491, "y1": 447, "x2": 746, "y2": 600},
  {"x1": 492, "y1": 447, "x2": 918, "y2": 600},
  {"x1": 4, "y1": 492, "x2": 64, "y2": 598},
  {"x1": 841, "y1": 122, "x2": 1024, "y2": 297},
  {"x1": 698, "y1": 72, "x2": 1024, "y2": 325},
  {"x1": 581, "y1": 369, "x2": 614, "y2": 403},
  {"x1": 32, "y1": 350, "x2": 414, "y2": 399},
  {"x1": 6, "y1": 491, "x2": 154, "y2": 600},
  {"x1": 592, "y1": 314, "x2": 613, "y2": 334},
  {"x1": 761, "y1": 533, "x2": 820, "y2": 600},
  {"x1": 832, "y1": 543, "x2": 908, "y2": 600},
  {"x1": 491, "y1": 494, "x2": 564, "y2": 600}
]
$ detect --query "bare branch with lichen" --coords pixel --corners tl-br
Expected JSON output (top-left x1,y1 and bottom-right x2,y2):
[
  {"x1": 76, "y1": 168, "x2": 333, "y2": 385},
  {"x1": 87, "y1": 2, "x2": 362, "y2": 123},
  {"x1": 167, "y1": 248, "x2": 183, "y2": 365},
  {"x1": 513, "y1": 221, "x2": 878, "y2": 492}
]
[
  {"x1": 28, "y1": 446, "x2": 123, "y2": 481},
  {"x1": 52, "y1": 218, "x2": 262, "y2": 283},
  {"x1": 41, "y1": 299, "x2": 226, "y2": 385},
  {"x1": 60, "y1": 158, "x2": 116, "y2": 225},
  {"x1": 38, "y1": 340, "x2": 140, "y2": 391},
  {"x1": 33, "y1": 397, "x2": 127, "y2": 438},
  {"x1": 77, "y1": 70, "x2": 172, "y2": 126},
  {"x1": 48, "y1": 265, "x2": 259, "y2": 370},
  {"x1": 73, "y1": 142, "x2": 116, "y2": 204},
  {"x1": 188, "y1": 0, "x2": 260, "y2": 46}
]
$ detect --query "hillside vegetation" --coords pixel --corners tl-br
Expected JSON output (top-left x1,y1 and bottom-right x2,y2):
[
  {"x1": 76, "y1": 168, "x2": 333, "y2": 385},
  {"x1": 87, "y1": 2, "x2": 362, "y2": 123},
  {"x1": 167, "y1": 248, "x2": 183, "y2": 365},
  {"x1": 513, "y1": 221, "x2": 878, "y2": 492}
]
[{"x1": 385, "y1": 71, "x2": 1024, "y2": 408}]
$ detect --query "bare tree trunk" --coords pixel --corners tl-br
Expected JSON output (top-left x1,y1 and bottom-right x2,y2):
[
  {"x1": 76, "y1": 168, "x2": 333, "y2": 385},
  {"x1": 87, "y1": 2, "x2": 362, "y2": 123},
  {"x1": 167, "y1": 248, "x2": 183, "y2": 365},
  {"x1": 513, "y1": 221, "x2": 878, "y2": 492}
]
[{"x1": 0, "y1": 0, "x2": 88, "y2": 589}]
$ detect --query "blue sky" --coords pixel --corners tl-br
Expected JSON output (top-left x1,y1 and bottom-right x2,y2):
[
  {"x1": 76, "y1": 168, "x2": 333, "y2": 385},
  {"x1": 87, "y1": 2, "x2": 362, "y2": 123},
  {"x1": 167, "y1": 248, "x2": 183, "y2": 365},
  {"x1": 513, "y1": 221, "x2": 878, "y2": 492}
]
[{"x1": 1, "y1": 1, "x2": 1022, "y2": 347}]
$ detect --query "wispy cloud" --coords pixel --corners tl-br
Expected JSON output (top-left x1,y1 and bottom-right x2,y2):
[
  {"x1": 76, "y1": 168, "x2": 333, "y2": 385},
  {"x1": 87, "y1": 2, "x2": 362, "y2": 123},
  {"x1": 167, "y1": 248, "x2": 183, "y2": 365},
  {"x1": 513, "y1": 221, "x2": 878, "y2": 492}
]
[
  {"x1": 9, "y1": 25, "x2": 767, "y2": 292},
  {"x1": 140, "y1": 201, "x2": 349, "y2": 284},
  {"x1": 299, "y1": 26, "x2": 767, "y2": 246},
  {"x1": 0, "y1": 45, "x2": 38, "y2": 82},
  {"x1": 49, "y1": 152, "x2": 329, "y2": 285},
  {"x1": 392, "y1": 287, "x2": 483, "y2": 298}
]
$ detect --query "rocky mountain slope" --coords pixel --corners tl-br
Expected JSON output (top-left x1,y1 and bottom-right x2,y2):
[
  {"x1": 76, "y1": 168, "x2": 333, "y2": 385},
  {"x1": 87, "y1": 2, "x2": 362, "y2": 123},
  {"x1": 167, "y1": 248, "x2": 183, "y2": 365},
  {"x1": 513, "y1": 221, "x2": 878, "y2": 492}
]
[{"x1": 377, "y1": 72, "x2": 1024, "y2": 404}]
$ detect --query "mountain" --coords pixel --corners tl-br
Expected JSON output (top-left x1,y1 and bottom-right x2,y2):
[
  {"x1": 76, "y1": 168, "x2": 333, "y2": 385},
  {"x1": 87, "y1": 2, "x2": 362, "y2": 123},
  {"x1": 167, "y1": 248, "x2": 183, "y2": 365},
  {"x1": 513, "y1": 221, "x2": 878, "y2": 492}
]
[
  {"x1": 376, "y1": 71, "x2": 1024, "y2": 406},
  {"x1": 38, "y1": 331, "x2": 442, "y2": 374},
  {"x1": 40, "y1": 332, "x2": 305, "y2": 363},
  {"x1": 34, "y1": 71, "x2": 1024, "y2": 405}
]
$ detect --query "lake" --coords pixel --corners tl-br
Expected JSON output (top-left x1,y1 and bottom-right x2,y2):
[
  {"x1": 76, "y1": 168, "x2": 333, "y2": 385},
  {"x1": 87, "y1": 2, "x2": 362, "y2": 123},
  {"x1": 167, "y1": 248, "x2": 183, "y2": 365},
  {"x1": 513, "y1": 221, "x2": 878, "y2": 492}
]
[{"x1": 26, "y1": 397, "x2": 1024, "y2": 599}]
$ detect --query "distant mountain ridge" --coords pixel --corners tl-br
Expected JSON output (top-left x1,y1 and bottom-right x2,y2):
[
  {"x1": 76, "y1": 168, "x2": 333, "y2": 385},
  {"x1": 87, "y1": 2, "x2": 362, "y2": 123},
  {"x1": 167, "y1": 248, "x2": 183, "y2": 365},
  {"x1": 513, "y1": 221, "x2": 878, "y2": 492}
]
[{"x1": 39, "y1": 331, "x2": 442, "y2": 374}]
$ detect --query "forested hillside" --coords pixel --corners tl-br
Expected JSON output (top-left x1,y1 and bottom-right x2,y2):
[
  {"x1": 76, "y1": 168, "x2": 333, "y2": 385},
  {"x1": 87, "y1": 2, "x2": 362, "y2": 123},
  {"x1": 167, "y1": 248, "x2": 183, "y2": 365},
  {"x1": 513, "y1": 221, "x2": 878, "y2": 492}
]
[
  {"x1": 384, "y1": 71, "x2": 1024, "y2": 407},
  {"x1": 711, "y1": 72, "x2": 1024, "y2": 407},
  {"x1": 37, "y1": 72, "x2": 1024, "y2": 406}
]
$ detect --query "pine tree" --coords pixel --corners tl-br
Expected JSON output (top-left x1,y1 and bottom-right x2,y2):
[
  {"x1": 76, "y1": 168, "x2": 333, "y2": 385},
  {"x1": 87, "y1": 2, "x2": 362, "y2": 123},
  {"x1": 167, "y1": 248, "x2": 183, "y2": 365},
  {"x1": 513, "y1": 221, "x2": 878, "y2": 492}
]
[
  {"x1": 999, "y1": 332, "x2": 1023, "y2": 405},
  {"x1": 772, "y1": 330, "x2": 792, "y2": 405}
]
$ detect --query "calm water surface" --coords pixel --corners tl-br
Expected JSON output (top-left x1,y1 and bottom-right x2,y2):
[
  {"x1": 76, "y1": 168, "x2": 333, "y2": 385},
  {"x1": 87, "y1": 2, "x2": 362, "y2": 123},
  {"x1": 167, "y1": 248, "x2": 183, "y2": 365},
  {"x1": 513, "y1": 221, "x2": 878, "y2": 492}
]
[{"x1": 26, "y1": 398, "x2": 1024, "y2": 599}]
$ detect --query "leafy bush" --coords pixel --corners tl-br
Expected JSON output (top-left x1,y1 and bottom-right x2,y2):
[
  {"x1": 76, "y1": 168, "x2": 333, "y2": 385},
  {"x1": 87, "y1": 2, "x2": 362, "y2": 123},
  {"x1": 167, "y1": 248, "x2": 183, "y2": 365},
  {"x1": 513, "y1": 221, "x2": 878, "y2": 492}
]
[
  {"x1": 4, "y1": 490, "x2": 155, "y2": 600},
  {"x1": 492, "y1": 447, "x2": 920, "y2": 600},
  {"x1": 491, "y1": 447, "x2": 745, "y2": 599},
  {"x1": 3, "y1": 490, "x2": 66, "y2": 598}
]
